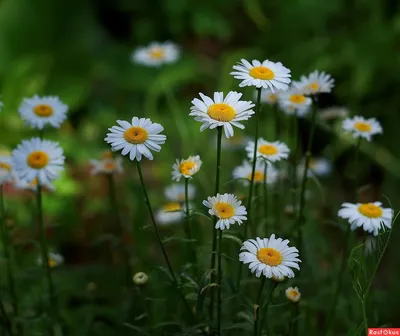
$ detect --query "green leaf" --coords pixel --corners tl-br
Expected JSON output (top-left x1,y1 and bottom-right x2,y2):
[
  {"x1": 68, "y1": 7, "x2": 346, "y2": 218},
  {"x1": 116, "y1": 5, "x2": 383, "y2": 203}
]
[{"x1": 222, "y1": 233, "x2": 243, "y2": 246}]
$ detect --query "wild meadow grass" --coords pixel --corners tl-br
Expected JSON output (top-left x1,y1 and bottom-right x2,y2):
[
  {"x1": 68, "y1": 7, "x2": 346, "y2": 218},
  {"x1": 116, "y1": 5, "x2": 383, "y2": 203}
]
[{"x1": 0, "y1": 40, "x2": 398, "y2": 336}]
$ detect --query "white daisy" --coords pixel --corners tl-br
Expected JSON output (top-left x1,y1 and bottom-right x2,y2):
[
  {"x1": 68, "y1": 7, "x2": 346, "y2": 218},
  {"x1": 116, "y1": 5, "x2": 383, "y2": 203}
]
[
  {"x1": 12, "y1": 138, "x2": 65, "y2": 185},
  {"x1": 246, "y1": 138, "x2": 290, "y2": 163},
  {"x1": 232, "y1": 160, "x2": 278, "y2": 186},
  {"x1": 131, "y1": 41, "x2": 179, "y2": 67},
  {"x1": 255, "y1": 88, "x2": 282, "y2": 105},
  {"x1": 133, "y1": 272, "x2": 149, "y2": 285},
  {"x1": 18, "y1": 95, "x2": 68, "y2": 130},
  {"x1": 165, "y1": 184, "x2": 195, "y2": 202},
  {"x1": 155, "y1": 202, "x2": 185, "y2": 225},
  {"x1": 38, "y1": 252, "x2": 64, "y2": 268},
  {"x1": 239, "y1": 234, "x2": 301, "y2": 278},
  {"x1": 338, "y1": 202, "x2": 393, "y2": 236},
  {"x1": 89, "y1": 151, "x2": 123, "y2": 175},
  {"x1": 319, "y1": 106, "x2": 349, "y2": 121},
  {"x1": 190, "y1": 92, "x2": 255, "y2": 138},
  {"x1": 298, "y1": 157, "x2": 332, "y2": 178},
  {"x1": 278, "y1": 87, "x2": 312, "y2": 116},
  {"x1": 294, "y1": 70, "x2": 334, "y2": 95},
  {"x1": 342, "y1": 116, "x2": 382, "y2": 141},
  {"x1": 285, "y1": 287, "x2": 301, "y2": 303},
  {"x1": 14, "y1": 176, "x2": 55, "y2": 192},
  {"x1": 171, "y1": 155, "x2": 202, "y2": 181},
  {"x1": 231, "y1": 59, "x2": 291, "y2": 91},
  {"x1": 104, "y1": 117, "x2": 166, "y2": 161},
  {"x1": 203, "y1": 193, "x2": 247, "y2": 230},
  {"x1": 0, "y1": 153, "x2": 14, "y2": 185}
]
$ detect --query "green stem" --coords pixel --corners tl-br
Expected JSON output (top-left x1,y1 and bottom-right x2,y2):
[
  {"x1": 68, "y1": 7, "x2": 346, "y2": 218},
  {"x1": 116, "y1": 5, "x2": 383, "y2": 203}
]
[
  {"x1": 291, "y1": 115, "x2": 299, "y2": 220},
  {"x1": 135, "y1": 161, "x2": 196, "y2": 325},
  {"x1": 361, "y1": 299, "x2": 368, "y2": 336},
  {"x1": 254, "y1": 277, "x2": 266, "y2": 336},
  {"x1": 0, "y1": 186, "x2": 20, "y2": 331},
  {"x1": 237, "y1": 87, "x2": 262, "y2": 290},
  {"x1": 107, "y1": 174, "x2": 130, "y2": 285},
  {"x1": 0, "y1": 296, "x2": 13, "y2": 336},
  {"x1": 36, "y1": 184, "x2": 57, "y2": 334},
  {"x1": 260, "y1": 282, "x2": 279, "y2": 334},
  {"x1": 184, "y1": 178, "x2": 197, "y2": 266},
  {"x1": 296, "y1": 98, "x2": 318, "y2": 247},
  {"x1": 217, "y1": 230, "x2": 222, "y2": 335},
  {"x1": 263, "y1": 163, "x2": 269, "y2": 235},
  {"x1": 353, "y1": 138, "x2": 362, "y2": 198},
  {"x1": 210, "y1": 126, "x2": 223, "y2": 328}
]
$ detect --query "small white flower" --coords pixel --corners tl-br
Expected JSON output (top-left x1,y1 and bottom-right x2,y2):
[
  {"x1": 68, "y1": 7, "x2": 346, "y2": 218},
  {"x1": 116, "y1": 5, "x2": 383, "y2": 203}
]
[
  {"x1": 38, "y1": 252, "x2": 64, "y2": 268},
  {"x1": 133, "y1": 272, "x2": 149, "y2": 285},
  {"x1": 0, "y1": 153, "x2": 14, "y2": 185},
  {"x1": 278, "y1": 87, "x2": 312, "y2": 117},
  {"x1": 239, "y1": 234, "x2": 301, "y2": 278},
  {"x1": 12, "y1": 138, "x2": 65, "y2": 185},
  {"x1": 14, "y1": 176, "x2": 55, "y2": 192},
  {"x1": 171, "y1": 155, "x2": 202, "y2": 181},
  {"x1": 255, "y1": 88, "x2": 282, "y2": 105},
  {"x1": 165, "y1": 184, "x2": 195, "y2": 202},
  {"x1": 104, "y1": 117, "x2": 166, "y2": 161},
  {"x1": 286, "y1": 287, "x2": 301, "y2": 303},
  {"x1": 319, "y1": 106, "x2": 349, "y2": 121},
  {"x1": 132, "y1": 41, "x2": 179, "y2": 67},
  {"x1": 232, "y1": 160, "x2": 278, "y2": 186},
  {"x1": 231, "y1": 59, "x2": 291, "y2": 91},
  {"x1": 294, "y1": 70, "x2": 334, "y2": 95},
  {"x1": 89, "y1": 151, "x2": 123, "y2": 175},
  {"x1": 342, "y1": 116, "x2": 382, "y2": 141},
  {"x1": 203, "y1": 193, "x2": 247, "y2": 230},
  {"x1": 338, "y1": 202, "x2": 393, "y2": 236},
  {"x1": 155, "y1": 202, "x2": 185, "y2": 225},
  {"x1": 246, "y1": 139, "x2": 290, "y2": 163},
  {"x1": 298, "y1": 157, "x2": 332, "y2": 178},
  {"x1": 190, "y1": 92, "x2": 255, "y2": 138},
  {"x1": 18, "y1": 95, "x2": 68, "y2": 130}
]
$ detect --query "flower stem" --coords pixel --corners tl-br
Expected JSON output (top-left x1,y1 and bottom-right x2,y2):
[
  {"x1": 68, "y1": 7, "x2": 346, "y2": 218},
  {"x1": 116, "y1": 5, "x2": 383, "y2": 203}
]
[
  {"x1": 107, "y1": 174, "x2": 131, "y2": 285},
  {"x1": 184, "y1": 178, "x2": 197, "y2": 266},
  {"x1": 296, "y1": 98, "x2": 318, "y2": 248},
  {"x1": 210, "y1": 126, "x2": 223, "y2": 327},
  {"x1": 135, "y1": 161, "x2": 196, "y2": 324},
  {"x1": 260, "y1": 282, "x2": 279, "y2": 334},
  {"x1": 36, "y1": 184, "x2": 57, "y2": 334},
  {"x1": 291, "y1": 114, "x2": 299, "y2": 220},
  {"x1": 263, "y1": 163, "x2": 269, "y2": 235},
  {"x1": 217, "y1": 229, "x2": 222, "y2": 335},
  {"x1": 253, "y1": 277, "x2": 266, "y2": 336},
  {"x1": 0, "y1": 296, "x2": 13, "y2": 336},
  {"x1": 237, "y1": 87, "x2": 262, "y2": 290},
  {"x1": 361, "y1": 298, "x2": 368, "y2": 336}
]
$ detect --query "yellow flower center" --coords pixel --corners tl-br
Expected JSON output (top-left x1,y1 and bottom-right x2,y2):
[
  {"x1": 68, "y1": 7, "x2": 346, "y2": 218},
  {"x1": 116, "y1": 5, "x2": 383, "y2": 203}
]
[
  {"x1": 257, "y1": 248, "x2": 283, "y2": 266},
  {"x1": 101, "y1": 151, "x2": 113, "y2": 160},
  {"x1": 207, "y1": 103, "x2": 235, "y2": 122},
  {"x1": 358, "y1": 203, "x2": 383, "y2": 218},
  {"x1": 123, "y1": 126, "x2": 148, "y2": 144},
  {"x1": 163, "y1": 202, "x2": 181, "y2": 212},
  {"x1": 289, "y1": 94, "x2": 306, "y2": 105},
  {"x1": 289, "y1": 290, "x2": 299, "y2": 298},
  {"x1": 249, "y1": 66, "x2": 275, "y2": 80},
  {"x1": 354, "y1": 122, "x2": 372, "y2": 132},
  {"x1": 179, "y1": 161, "x2": 195, "y2": 175},
  {"x1": 307, "y1": 82, "x2": 319, "y2": 91},
  {"x1": 247, "y1": 171, "x2": 264, "y2": 182},
  {"x1": 215, "y1": 202, "x2": 235, "y2": 219},
  {"x1": 48, "y1": 258, "x2": 57, "y2": 268},
  {"x1": 267, "y1": 94, "x2": 277, "y2": 103},
  {"x1": 27, "y1": 151, "x2": 49, "y2": 169},
  {"x1": 308, "y1": 158, "x2": 317, "y2": 169},
  {"x1": 33, "y1": 104, "x2": 53, "y2": 117},
  {"x1": 104, "y1": 161, "x2": 117, "y2": 171},
  {"x1": 148, "y1": 48, "x2": 165, "y2": 60},
  {"x1": 0, "y1": 162, "x2": 11, "y2": 171},
  {"x1": 258, "y1": 144, "x2": 278, "y2": 156}
]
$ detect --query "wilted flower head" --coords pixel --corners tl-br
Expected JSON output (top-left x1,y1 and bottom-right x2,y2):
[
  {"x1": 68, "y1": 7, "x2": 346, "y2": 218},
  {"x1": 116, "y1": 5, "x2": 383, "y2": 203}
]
[
  {"x1": 286, "y1": 287, "x2": 301, "y2": 303},
  {"x1": 172, "y1": 155, "x2": 202, "y2": 181},
  {"x1": 133, "y1": 272, "x2": 149, "y2": 285}
]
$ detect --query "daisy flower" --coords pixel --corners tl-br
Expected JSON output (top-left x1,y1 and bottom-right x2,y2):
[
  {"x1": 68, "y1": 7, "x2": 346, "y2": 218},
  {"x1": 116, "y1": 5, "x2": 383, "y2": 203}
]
[
  {"x1": 38, "y1": 252, "x2": 64, "y2": 268},
  {"x1": 12, "y1": 138, "x2": 65, "y2": 185},
  {"x1": 155, "y1": 202, "x2": 184, "y2": 225},
  {"x1": 0, "y1": 153, "x2": 14, "y2": 185},
  {"x1": 231, "y1": 59, "x2": 291, "y2": 91},
  {"x1": 89, "y1": 151, "x2": 123, "y2": 175},
  {"x1": 239, "y1": 234, "x2": 301, "y2": 278},
  {"x1": 278, "y1": 87, "x2": 312, "y2": 116},
  {"x1": 278, "y1": 101, "x2": 311, "y2": 118},
  {"x1": 320, "y1": 106, "x2": 349, "y2": 121},
  {"x1": 171, "y1": 155, "x2": 202, "y2": 181},
  {"x1": 298, "y1": 157, "x2": 332, "y2": 178},
  {"x1": 165, "y1": 184, "x2": 195, "y2": 202},
  {"x1": 18, "y1": 95, "x2": 68, "y2": 130},
  {"x1": 104, "y1": 117, "x2": 166, "y2": 161},
  {"x1": 294, "y1": 70, "x2": 334, "y2": 95},
  {"x1": 342, "y1": 116, "x2": 382, "y2": 141},
  {"x1": 133, "y1": 272, "x2": 149, "y2": 285},
  {"x1": 131, "y1": 41, "x2": 179, "y2": 67},
  {"x1": 14, "y1": 177, "x2": 55, "y2": 192},
  {"x1": 286, "y1": 287, "x2": 301, "y2": 303},
  {"x1": 203, "y1": 193, "x2": 247, "y2": 230},
  {"x1": 190, "y1": 92, "x2": 255, "y2": 138},
  {"x1": 338, "y1": 202, "x2": 393, "y2": 236},
  {"x1": 246, "y1": 139, "x2": 290, "y2": 163},
  {"x1": 255, "y1": 88, "x2": 282, "y2": 105},
  {"x1": 232, "y1": 160, "x2": 278, "y2": 186}
]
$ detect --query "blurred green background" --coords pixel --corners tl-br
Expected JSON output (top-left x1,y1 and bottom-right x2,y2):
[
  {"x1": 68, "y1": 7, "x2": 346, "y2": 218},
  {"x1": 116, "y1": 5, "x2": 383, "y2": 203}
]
[{"x1": 1, "y1": 0, "x2": 400, "y2": 334}]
